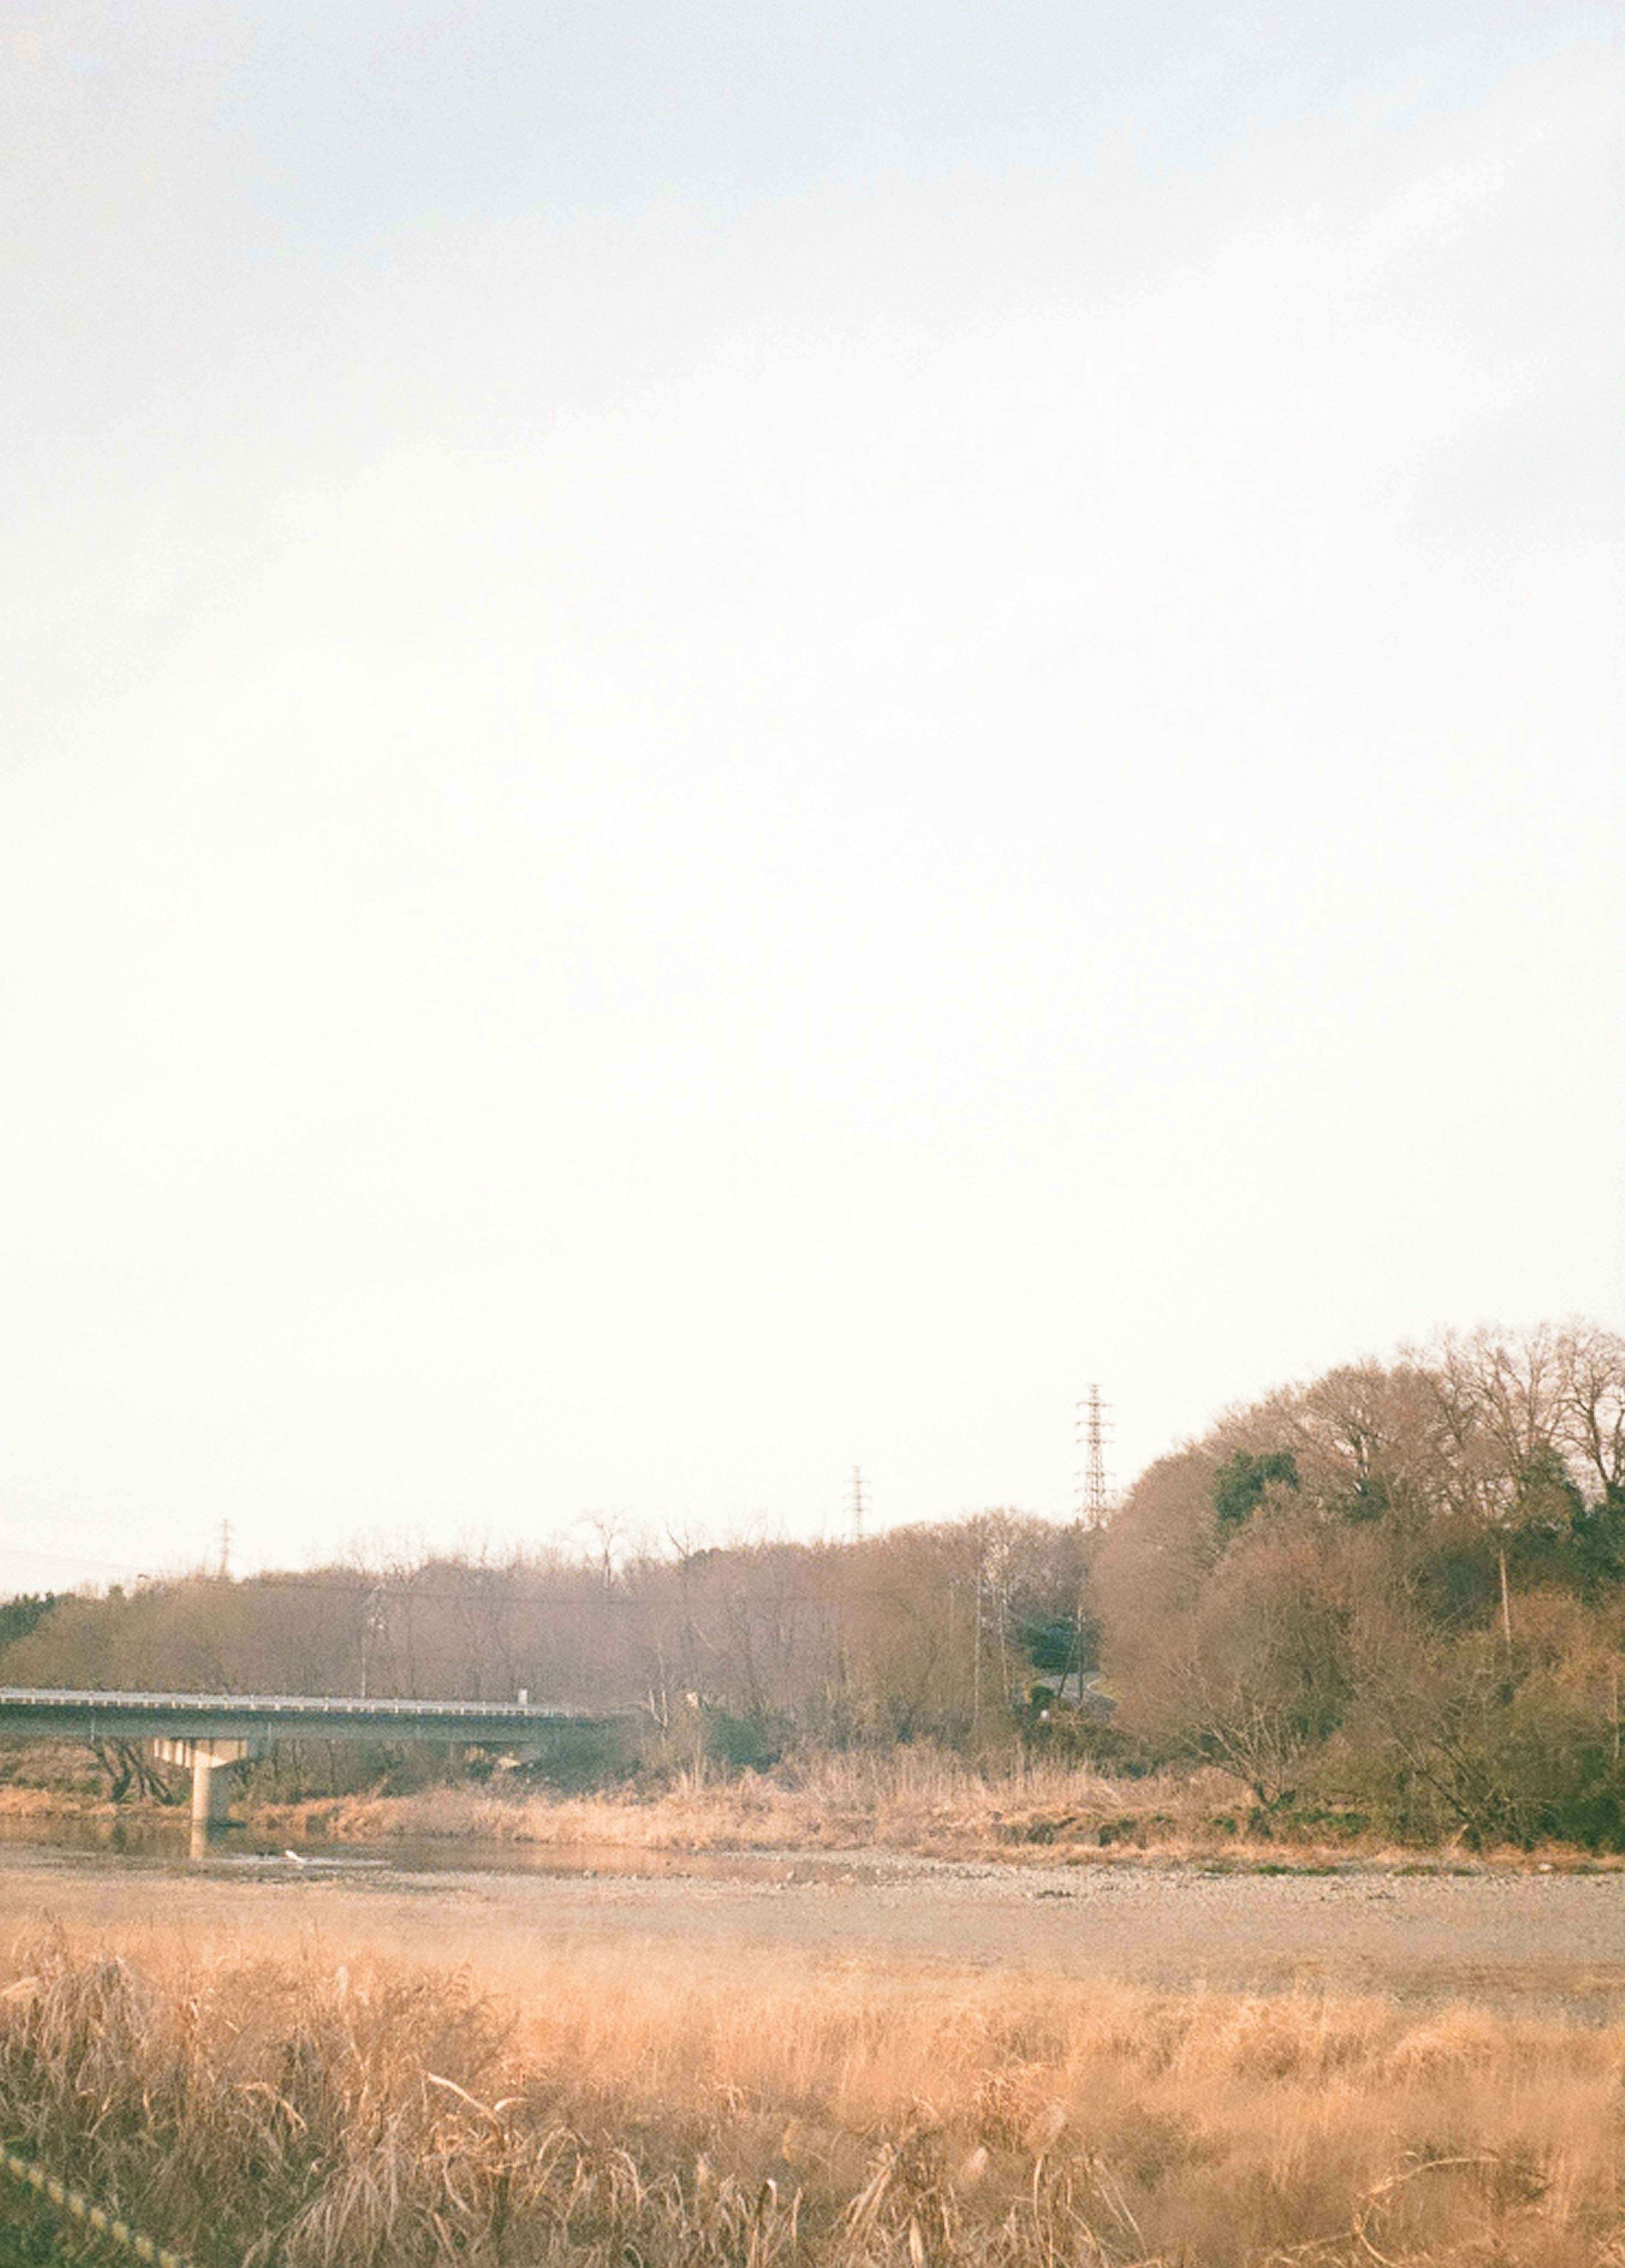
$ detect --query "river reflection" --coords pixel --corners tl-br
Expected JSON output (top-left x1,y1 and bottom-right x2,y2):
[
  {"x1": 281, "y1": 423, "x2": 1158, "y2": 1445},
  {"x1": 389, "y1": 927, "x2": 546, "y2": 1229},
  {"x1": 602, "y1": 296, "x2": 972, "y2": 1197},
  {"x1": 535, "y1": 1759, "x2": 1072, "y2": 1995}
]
[{"x1": 0, "y1": 1814, "x2": 898, "y2": 1887}]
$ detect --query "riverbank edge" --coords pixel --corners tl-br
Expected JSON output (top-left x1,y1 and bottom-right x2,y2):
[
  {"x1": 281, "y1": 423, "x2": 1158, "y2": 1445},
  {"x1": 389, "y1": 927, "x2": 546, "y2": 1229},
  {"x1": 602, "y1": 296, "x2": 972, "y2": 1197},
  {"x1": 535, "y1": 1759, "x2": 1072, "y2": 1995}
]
[{"x1": 4, "y1": 1775, "x2": 1622, "y2": 1872}]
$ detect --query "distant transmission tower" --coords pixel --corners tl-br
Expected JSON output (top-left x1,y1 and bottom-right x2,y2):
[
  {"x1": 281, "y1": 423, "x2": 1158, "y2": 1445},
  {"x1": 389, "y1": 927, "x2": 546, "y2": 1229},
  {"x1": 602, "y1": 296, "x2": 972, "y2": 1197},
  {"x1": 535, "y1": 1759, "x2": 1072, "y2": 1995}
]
[
  {"x1": 1074, "y1": 1386, "x2": 1113, "y2": 1527},
  {"x1": 847, "y1": 1465, "x2": 868, "y2": 1539}
]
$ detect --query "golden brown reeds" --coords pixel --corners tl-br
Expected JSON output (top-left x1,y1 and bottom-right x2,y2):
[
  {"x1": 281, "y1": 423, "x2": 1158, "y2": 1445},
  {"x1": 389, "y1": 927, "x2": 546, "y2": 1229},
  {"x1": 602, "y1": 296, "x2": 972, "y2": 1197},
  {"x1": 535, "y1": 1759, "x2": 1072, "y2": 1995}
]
[
  {"x1": 17, "y1": 1737, "x2": 1616, "y2": 1867},
  {"x1": 253, "y1": 1750, "x2": 1261, "y2": 1861},
  {"x1": 0, "y1": 1916, "x2": 1621, "y2": 2265}
]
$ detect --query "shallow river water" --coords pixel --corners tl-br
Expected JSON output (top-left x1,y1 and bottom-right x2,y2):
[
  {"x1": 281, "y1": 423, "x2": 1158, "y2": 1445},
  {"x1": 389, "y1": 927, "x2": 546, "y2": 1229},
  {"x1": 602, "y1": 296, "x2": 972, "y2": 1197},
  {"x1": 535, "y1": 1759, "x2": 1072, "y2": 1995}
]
[{"x1": 0, "y1": 1813, "x2": 887, "y2": 1881}]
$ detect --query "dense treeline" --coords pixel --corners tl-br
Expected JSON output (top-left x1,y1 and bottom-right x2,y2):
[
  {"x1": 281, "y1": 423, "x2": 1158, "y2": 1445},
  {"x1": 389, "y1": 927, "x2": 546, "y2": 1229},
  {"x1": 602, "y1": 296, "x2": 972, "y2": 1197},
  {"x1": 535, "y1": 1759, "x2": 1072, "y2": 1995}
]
[
  {"x1": 1094, "y1": 1319, "x2": 1625, "y2": 1845},
  {"x1": 0, "y1": 1515, "x2": 1092, "y2": 1776}
]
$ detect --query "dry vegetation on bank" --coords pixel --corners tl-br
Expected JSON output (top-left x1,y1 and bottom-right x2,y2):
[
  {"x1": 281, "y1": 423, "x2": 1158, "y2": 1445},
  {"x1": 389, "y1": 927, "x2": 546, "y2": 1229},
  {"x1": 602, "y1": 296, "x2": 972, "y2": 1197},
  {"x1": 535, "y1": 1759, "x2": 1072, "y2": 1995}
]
[
  {"x1": 7, "y1": 1743, "x2": 1615, "y2": 1869},
  {"x1": 253, "y1": 1751, "x2": 1243, "y2": 1861},
  {"x1": 4, "y1": 1746, "x2": 1207, "y2": 1858},
  {"x1": 2, "y1": 1915, "x2": 1623, "y2": 2267},
  {"x1": 249, "y1": 1751, "x2": 1614, "y2": 1871}
]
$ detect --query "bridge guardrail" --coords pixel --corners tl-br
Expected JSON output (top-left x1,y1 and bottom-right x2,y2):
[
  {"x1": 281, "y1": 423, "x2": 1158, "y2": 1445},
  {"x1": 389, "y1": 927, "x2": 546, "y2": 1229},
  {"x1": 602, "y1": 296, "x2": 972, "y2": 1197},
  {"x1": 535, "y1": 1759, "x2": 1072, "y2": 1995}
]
[{"x1": 0, "y1": 1688, "x2": 620, "y2": 1721}]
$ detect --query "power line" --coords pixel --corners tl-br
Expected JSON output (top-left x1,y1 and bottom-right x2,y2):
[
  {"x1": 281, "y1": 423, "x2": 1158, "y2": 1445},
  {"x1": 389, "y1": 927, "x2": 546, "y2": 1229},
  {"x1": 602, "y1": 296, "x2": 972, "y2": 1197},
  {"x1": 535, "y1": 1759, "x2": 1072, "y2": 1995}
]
[{"x1": 0, "y1": 1547, "x2": 166, "y2": 1580}]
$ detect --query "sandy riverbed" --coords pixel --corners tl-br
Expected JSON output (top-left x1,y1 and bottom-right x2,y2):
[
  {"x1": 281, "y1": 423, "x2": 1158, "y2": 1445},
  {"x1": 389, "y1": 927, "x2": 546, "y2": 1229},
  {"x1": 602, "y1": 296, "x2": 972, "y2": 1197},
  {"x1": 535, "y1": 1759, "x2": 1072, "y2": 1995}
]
[{"x1": 5, "y1": 1843, "x2": 1624, "y2": 2016}]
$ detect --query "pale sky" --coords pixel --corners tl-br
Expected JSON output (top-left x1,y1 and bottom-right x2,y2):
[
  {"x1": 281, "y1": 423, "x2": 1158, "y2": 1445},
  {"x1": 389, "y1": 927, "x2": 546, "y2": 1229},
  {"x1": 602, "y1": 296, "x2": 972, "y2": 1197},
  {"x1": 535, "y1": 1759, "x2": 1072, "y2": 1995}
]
[{"x1": 2, "y1": 1, "x2": 1621, "y2": 1593}]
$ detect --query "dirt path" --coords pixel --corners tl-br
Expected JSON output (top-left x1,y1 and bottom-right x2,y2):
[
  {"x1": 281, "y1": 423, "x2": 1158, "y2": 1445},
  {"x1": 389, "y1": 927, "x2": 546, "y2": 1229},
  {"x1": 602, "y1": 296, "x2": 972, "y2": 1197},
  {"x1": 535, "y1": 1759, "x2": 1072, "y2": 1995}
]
[{"x1": 6, "y1": 1845, "x2": 1625, "y2": 2015}]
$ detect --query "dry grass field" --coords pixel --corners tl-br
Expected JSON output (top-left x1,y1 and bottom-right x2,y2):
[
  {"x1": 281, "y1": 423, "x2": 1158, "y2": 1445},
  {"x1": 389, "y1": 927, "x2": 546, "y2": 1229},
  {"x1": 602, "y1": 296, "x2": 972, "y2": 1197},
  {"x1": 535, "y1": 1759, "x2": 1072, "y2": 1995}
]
[{"x1": 2, "y1": 1894, "x2": 1624, "y2": 2268}]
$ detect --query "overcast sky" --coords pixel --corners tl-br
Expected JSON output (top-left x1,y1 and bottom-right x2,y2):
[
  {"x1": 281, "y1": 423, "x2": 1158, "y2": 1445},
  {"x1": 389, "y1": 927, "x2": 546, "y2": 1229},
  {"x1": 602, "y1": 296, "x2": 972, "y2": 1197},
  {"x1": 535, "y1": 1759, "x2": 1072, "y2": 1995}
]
[{"x1": 1, "y1": 1, "x2": 1620, "y2": 1592}]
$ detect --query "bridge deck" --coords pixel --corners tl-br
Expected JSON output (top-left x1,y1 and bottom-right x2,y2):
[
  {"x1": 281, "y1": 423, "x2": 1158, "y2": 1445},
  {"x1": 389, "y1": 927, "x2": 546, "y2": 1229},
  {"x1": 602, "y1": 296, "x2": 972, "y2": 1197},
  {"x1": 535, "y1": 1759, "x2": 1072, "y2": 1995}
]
[{"x1": 0, "y1": 1688, "x2": 633, "y2": 1743}]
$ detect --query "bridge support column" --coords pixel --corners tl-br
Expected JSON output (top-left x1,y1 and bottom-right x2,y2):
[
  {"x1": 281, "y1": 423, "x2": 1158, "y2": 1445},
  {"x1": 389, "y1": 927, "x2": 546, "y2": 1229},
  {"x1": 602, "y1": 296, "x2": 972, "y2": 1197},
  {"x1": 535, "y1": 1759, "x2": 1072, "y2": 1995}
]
[{"x1": 149, "y1": 1737, "x2": 255, "y2": 1830}]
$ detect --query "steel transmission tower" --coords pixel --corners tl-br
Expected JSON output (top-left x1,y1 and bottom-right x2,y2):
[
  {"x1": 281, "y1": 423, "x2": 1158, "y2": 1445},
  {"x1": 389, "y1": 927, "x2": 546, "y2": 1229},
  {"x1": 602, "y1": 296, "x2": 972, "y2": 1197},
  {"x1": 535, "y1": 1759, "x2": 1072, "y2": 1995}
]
[
  {"x1": 847, "y1": 1465, "x2": 868, "y2": 1539},
  {"x1": 1074, "y1": 1386, "x2": 1113, "y2": 1526}
]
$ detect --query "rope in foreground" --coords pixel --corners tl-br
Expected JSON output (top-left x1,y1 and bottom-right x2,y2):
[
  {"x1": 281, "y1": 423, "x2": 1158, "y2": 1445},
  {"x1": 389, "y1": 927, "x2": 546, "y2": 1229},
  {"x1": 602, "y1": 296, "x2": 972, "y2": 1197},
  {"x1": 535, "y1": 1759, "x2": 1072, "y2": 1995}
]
[{"x1": 0, "y1": 2143, "x2": 196, "y2": 2268}]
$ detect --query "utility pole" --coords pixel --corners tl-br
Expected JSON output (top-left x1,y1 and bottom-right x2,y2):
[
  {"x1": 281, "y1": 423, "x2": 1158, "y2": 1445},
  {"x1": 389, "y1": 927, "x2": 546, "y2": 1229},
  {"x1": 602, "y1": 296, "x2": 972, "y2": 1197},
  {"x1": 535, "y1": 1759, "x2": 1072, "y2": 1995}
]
[
  {"x1": 971, "y1": 1560, "x2": 983, "y2": 1735},
  {"x1": 218, "y1": 1519, "x2": 231, "y2": 1578},
  {"x1": 1075, "y1": 1386, "x2": 1113, "y2": 1527},
  {"x1": 847, "y1": 1465, "x2": 868, "y2": 1540},
  {"x1": 359, "y1": 1586, "x2": 386, "y2": 1701}
]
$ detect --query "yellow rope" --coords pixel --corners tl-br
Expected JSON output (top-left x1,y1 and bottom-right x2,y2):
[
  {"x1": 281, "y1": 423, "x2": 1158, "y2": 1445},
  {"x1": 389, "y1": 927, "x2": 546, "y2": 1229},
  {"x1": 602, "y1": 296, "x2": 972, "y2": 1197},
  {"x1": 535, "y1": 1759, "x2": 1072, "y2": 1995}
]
[{"x1": 0, "y1": 2144, "x2": 196, "y2": 2268}]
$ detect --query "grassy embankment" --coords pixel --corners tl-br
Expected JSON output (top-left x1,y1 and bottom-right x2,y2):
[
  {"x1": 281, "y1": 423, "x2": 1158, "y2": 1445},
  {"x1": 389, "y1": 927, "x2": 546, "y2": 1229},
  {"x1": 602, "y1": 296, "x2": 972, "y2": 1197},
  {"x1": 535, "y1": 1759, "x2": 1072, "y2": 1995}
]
[
  {"x1": 253, "y1": 1750, "x2": 1249, "y2": 1858},
  {"x1": 6, "y1": 1742, "x2": 1622, "y2": 1867},
  {"x1": 0, "y1": 1913, "x2": 1619, "y2": 2267},
  {"x1": 249, "y1": 1749, "x2": 1621, "y2": 1868}
]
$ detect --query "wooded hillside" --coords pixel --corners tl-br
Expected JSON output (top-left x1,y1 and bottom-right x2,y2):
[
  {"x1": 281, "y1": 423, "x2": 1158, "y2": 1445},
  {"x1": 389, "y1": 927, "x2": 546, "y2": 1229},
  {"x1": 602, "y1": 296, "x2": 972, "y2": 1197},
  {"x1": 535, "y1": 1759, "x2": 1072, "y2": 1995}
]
[{"x1": 1093, "y1": 1320, "x2": 1625, "y2": 1844}]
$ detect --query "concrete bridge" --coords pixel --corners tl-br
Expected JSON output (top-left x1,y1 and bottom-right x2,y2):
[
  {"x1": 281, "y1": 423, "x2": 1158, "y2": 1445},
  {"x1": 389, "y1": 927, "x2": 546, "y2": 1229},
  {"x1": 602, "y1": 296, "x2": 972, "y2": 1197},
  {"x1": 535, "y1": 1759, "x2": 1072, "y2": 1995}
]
[{"x1": 0, "y1": 1687, "x2": 633, "y2": 1825}]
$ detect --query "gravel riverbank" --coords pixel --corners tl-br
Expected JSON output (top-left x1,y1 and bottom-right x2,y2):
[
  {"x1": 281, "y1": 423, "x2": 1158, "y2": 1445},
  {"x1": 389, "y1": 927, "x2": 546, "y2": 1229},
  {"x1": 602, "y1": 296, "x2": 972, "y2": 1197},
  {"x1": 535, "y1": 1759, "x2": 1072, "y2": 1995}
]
[{"x1": 5, "y1": 1841, "x2": 1624, "y2": 2016}]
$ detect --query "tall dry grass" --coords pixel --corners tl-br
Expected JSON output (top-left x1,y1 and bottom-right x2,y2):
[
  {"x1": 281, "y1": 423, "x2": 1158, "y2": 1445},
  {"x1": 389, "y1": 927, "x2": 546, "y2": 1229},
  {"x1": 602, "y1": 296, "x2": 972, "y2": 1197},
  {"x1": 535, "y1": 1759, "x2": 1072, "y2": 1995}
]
[
  {"x1": 255, "y1": 1749, "x2": 1268, "y2": 1862},
  {"x1": 1, "y1": 1914, "x2": 1622, "y2": 2266}
]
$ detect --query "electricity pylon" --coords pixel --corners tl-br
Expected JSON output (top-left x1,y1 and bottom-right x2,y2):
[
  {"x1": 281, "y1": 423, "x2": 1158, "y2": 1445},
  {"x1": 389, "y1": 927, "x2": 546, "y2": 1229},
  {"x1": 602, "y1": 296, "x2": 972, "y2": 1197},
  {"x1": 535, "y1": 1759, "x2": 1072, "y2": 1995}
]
[{"x1": 1074, "y1": 1386, "x2": 1113, "y2": 1526}]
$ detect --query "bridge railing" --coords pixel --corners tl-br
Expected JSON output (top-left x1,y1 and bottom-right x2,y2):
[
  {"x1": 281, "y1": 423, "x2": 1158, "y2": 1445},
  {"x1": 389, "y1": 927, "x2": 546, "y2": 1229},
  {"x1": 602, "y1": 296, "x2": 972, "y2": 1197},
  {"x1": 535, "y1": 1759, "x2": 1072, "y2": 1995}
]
[{"x1": 0, "y1": 1688, "x2": 615, "y2": 1720}]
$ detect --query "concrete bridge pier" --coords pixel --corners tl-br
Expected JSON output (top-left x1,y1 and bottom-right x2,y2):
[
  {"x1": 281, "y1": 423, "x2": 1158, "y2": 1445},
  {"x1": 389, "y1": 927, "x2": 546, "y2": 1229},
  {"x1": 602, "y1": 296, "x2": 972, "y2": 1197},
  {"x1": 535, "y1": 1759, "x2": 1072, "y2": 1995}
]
[{"x1": 149, "y1": 1736, "x2": 257, "y2": 1830}]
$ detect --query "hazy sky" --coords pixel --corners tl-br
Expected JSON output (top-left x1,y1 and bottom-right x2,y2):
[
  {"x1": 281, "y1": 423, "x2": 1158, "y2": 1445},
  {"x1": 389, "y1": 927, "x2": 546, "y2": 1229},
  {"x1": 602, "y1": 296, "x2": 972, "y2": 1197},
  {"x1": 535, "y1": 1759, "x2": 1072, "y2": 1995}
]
[{"x1": 2, "y1": 1, "x2": 1620, "y2": 1593}]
